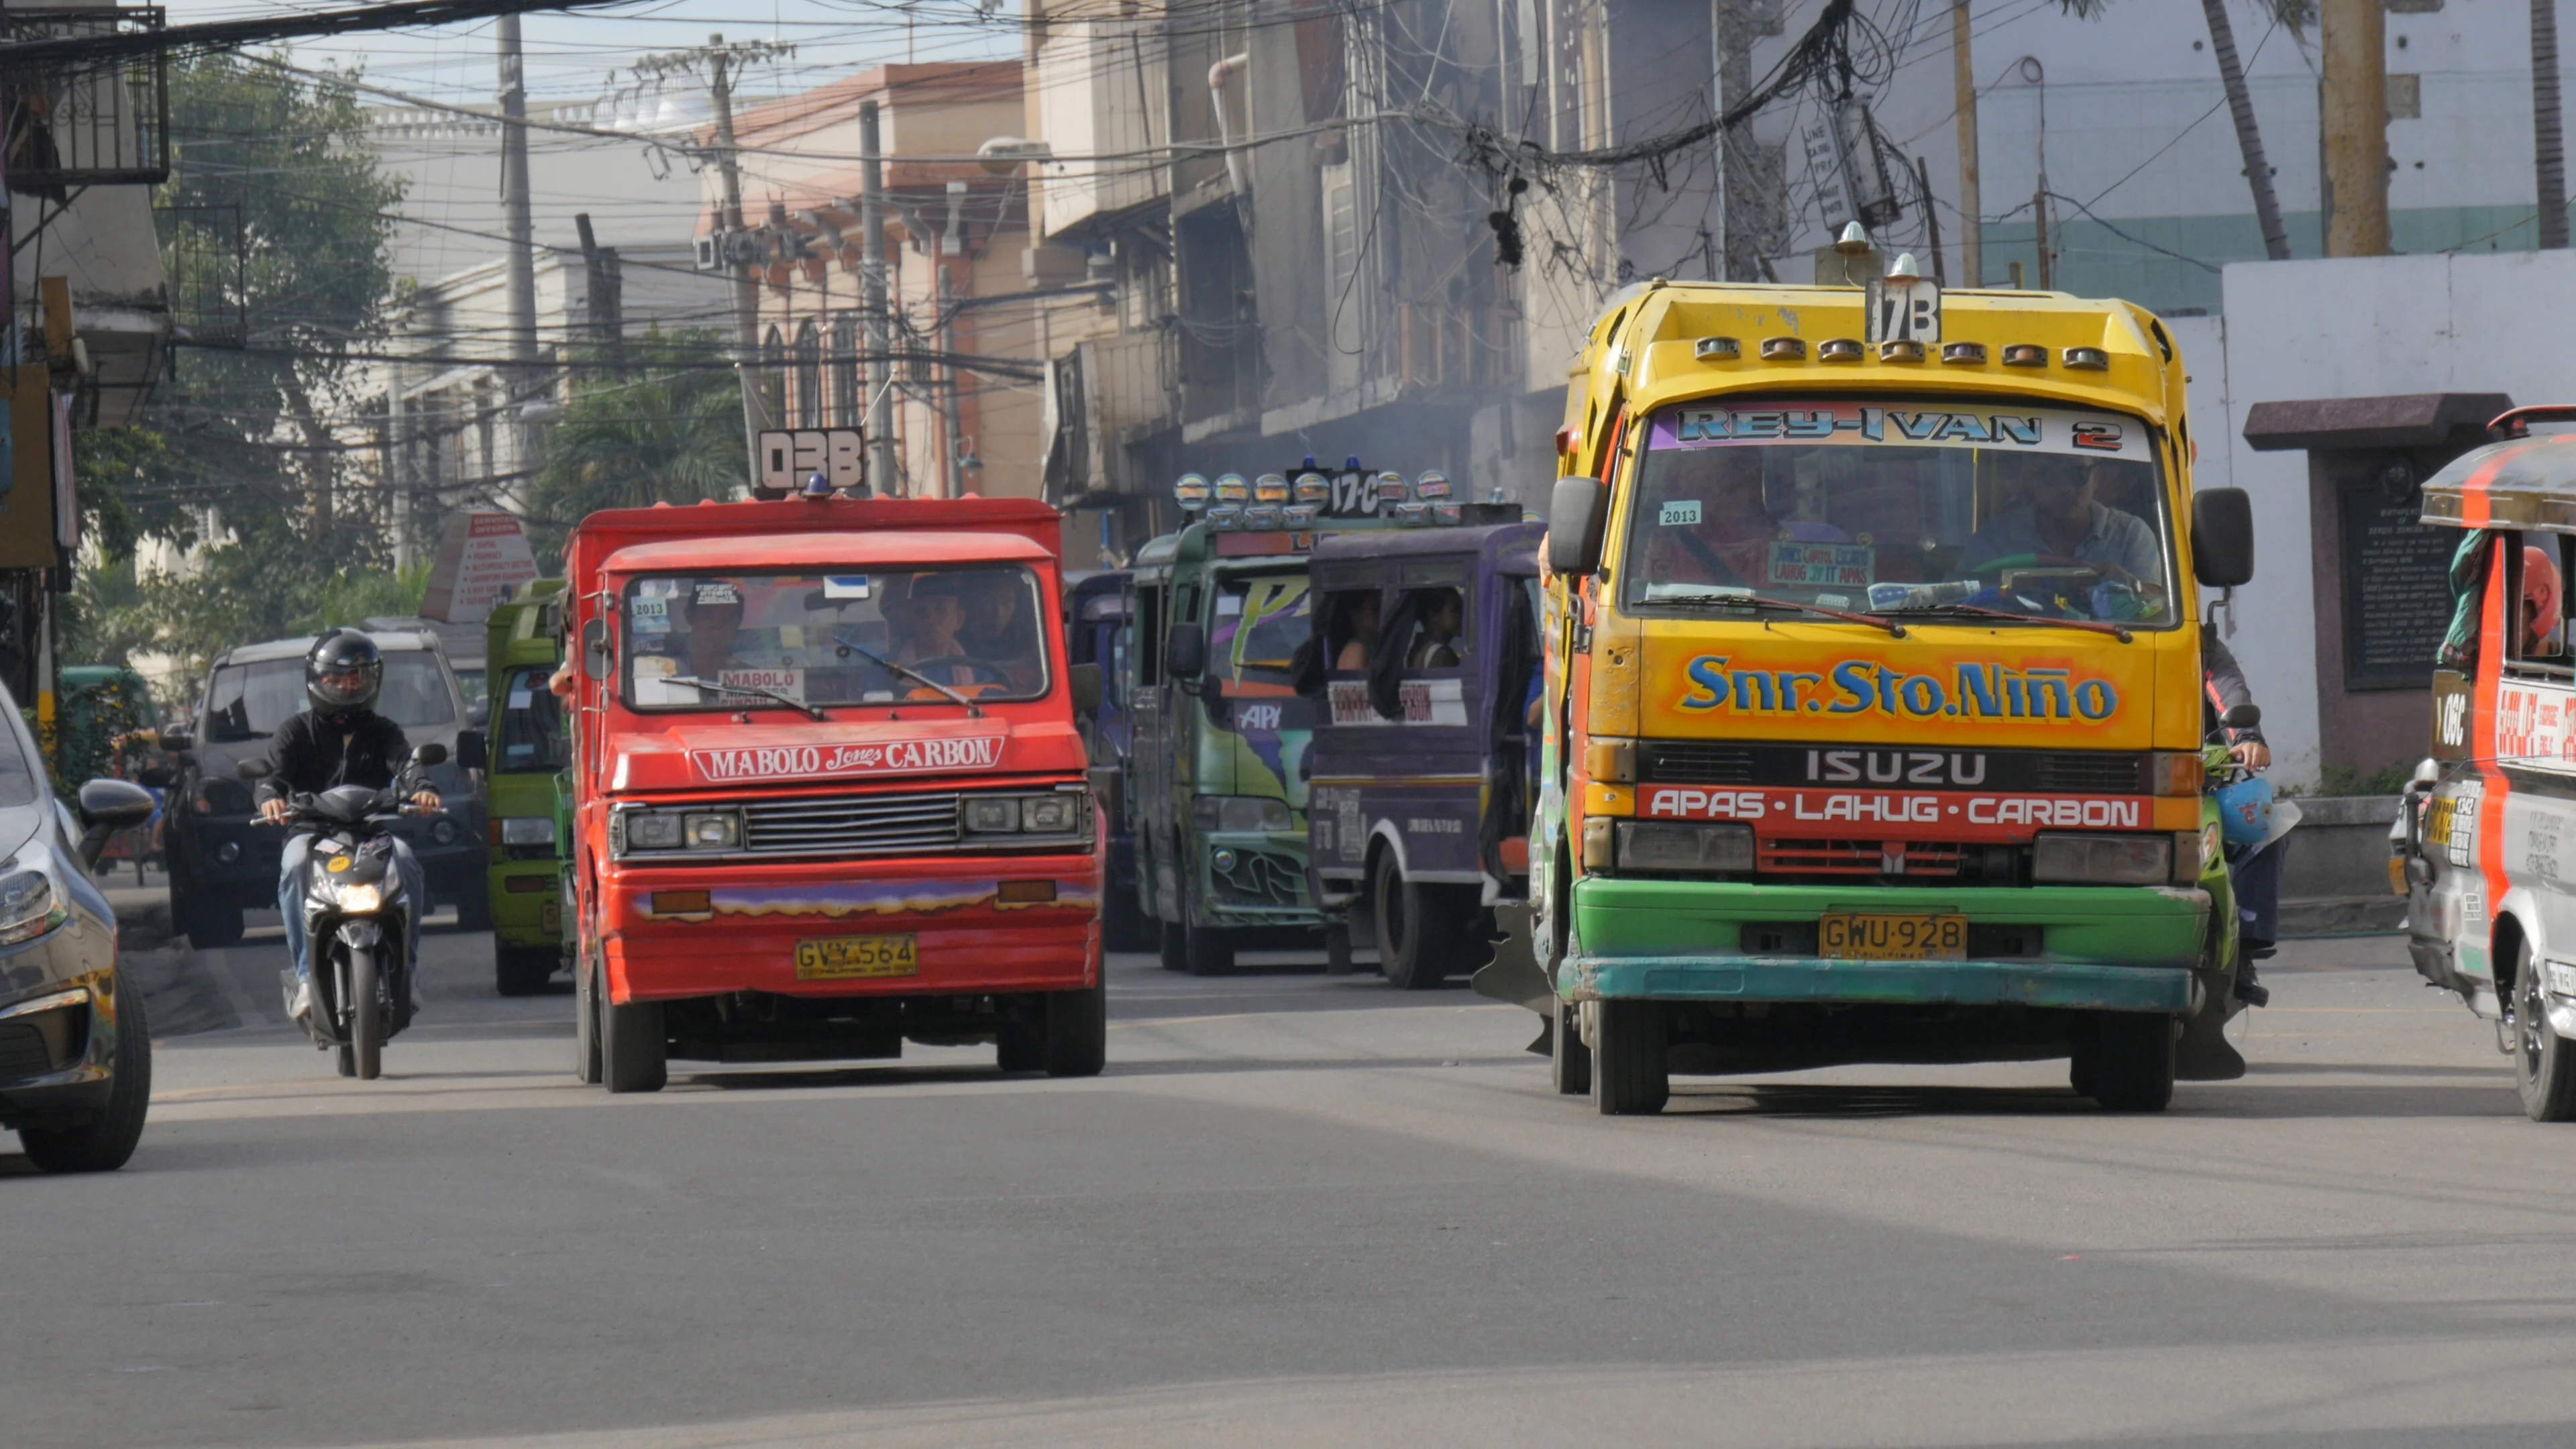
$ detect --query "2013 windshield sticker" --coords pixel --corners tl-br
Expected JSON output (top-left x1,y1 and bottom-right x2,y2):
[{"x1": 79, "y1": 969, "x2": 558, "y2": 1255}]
[
  {"x1": 691, "y1": 737, "x2": 1005, "y2": 782},
  {"x1": 1679, "y1": 656, "x2": 2118, "y2": 722}
]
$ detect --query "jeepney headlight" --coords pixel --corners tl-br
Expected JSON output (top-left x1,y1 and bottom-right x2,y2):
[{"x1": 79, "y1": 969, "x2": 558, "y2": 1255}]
[
  {"x1": 1615, "y1": 822, "x2": 1754, "y2": 874},
  {"x1": 500, "y1": 816, "x2": 557, "y2": 847},
  {"x1": 1022, "y1": 795, "x2": 1079, "y2": 833},
  {"x1": 2032, "y1": 831, "x2": 2173, "y2": 886},
  {"x1": 626, "y1": 812, "x2": 684, "y2": 850},
  {"x1": 967, "y1": 797, "x2": 1023, "y2": 833},
  {"x1": 683, "y1": 812, "x2": 740, "y2": 850},
  {"x1": 1193, "y1": 795, "x2": 1291, "y2": 833}
]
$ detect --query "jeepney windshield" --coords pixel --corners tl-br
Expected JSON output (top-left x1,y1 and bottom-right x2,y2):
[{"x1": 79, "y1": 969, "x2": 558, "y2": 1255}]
[
  {"x1": 1621, "y1": 399, "x2": 2180, "y2": 628},
  {"x1": 619, "y1": 566, "x2": 1049, "y2": 712},
  {"x1": 493, "y1": 665, "x2": 568, "y2": 772},
  {"x1": 1214, "y1": 572, "x2": 1311, "y2": 684}
]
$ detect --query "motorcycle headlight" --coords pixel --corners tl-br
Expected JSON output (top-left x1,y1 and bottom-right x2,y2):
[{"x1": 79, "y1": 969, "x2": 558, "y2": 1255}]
[
  {"x1": 335, "y1": 881, "x2": 384, "y2": 914},
  {"x1": 0, "y1": 866, "x2": 64, "y2": 947}
]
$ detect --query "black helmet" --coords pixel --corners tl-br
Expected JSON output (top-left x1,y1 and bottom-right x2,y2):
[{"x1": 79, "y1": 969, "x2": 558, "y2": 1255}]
[{"x1": 306, "y1": 631, "x2": 384, "y2": 719}]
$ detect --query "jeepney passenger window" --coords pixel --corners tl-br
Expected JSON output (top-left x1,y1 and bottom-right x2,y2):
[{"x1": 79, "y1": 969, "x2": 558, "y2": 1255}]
[
  {"x1": 2512, "y1": 534, "x2": 2571, "y2": 666},
  {"x1": 1391, "y1": 587, "x2": 1468, "y2": 671},
  {"x1": 1136, "y1": 586, "x2": 1165, "y2": 686},
  {"x1": 1322, "y1": 589, "x2": 1383, "y2": 671}
]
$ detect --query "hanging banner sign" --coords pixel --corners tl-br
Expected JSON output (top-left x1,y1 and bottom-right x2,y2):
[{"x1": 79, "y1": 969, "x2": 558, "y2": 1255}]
[{"x1": 423, "y1": 511, "x2": 541, "y2": 624}]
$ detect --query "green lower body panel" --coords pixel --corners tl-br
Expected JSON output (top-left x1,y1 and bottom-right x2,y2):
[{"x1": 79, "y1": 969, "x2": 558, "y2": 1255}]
[
  {"x1": 488, "y1": 863, "x2": 561, "y2": 949},
  {"x1": 1570, "y1": 879, "x2": 2207, "y2": 1013}
]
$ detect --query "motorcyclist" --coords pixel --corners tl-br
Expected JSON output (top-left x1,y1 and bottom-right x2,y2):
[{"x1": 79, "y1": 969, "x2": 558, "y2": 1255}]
[
  {"x1": 254, "y1": 631, "x2": 441, "y2": 1026},
  {"x1": 2204, "y1": 627, "x2": 2282, "y2": 1008}
]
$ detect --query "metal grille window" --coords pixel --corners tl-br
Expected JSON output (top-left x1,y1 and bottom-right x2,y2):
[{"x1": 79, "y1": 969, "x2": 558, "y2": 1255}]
[{"x1": 1, "y1": 7, "x2": 170, "y2": 191}]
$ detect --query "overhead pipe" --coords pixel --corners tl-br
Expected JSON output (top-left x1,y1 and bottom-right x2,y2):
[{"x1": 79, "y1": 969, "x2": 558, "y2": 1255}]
[{"x1": 1210, "y1": 52, "x2": 1252, "y2": 225}]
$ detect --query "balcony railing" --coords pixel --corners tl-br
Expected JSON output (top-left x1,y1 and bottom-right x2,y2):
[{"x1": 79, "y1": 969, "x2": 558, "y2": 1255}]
[{"x1": 1, "y1": 7, "x2": 170, "y2": 192}]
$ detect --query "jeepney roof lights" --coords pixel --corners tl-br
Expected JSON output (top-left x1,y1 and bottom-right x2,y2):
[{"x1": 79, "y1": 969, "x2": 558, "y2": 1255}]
[
  {"x1": 1283, "y1": 503, "x2": 1320, "y2": 527},
  {"x1": 1375, "y1": 471, "x2": 1410, "y2": 506},
  {"x1": 1941, "y1": 341, "x2": 1989, "y2": 365},
  {"x1": 1817, "y1": 338, "x2": 1864, "y2": 363},
  {"x1": 1213, "y1": 472, "x2": 1250, "y2": 503},
  {"x1": 2000, "y1": 343, "x2": 2049, "y2": 368},
  {"x1": 1244, "y1": 503, "x2": 1283, "y2": 528},
  {"x1": 1834, "y1": 221, "x2": 1872, "y2": 256},
  {"x1": 2063, "y1": 346, "x2": 2110, "y2": 370},
  {"x1": 1694, "y1": 336, "x2": 1741, "y2": 360},
  {"x1": 1204, "y1": 504, "x2": 1243, "y2": 530},
  {"x1": 800, "y1": 470, "x2": 834, "y2": 498},
  {"x1": 1433, "y1": 502, "x2": 1463, "y2": 526},
  {"x1": 1253, "y1": 472, "x2": 1290, "y2": 502},
  {"x1": 1760, "y1": 337, "x2": 1805, "y2": 361},
  {"x1": 1414, "y1": 470, "x2": 1454, "y2": 501},
  {"x1": 1293, "y1": 470, "x2": 1330, "y2": 504},
  {"x1": 1878, "y1": 339, "x2": 1926, "y2": 363},
  {"x1": 1175, "y1": 472, "x2": 1212, "y2": 508},
  {"x1": 1394, "y1": 501, "x2": 1430, "y2": 527},
  {"x1": 1886, "y1": 251, "x2": 1922, "y2": 280}
]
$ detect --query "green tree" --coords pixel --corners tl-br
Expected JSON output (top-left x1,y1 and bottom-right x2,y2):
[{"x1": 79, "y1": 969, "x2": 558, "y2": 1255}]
[{"x1": 525, "y1": 329, "x2": 747, "y2": 558}]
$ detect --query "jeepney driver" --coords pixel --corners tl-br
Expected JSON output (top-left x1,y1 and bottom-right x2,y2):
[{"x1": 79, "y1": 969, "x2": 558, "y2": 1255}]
[
  {"x1": 1958, "y1": 456, "x2": 2161, "y2": 592},
  {"x1": 679, "y1": 582, "x2": 746, "y2": 678}
]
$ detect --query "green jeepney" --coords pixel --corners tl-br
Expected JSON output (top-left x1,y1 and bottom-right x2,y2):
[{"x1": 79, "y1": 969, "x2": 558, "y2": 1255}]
[{"x1": 484, "y1": 579, "x2": 572, "y2": 996}]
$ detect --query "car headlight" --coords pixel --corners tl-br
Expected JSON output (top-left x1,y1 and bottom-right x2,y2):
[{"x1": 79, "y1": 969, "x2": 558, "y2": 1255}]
[
  {"x1": 1193, "y1": 795, "x2": 1292, "y2": 833},
  {"x1": 2031, "y1": 831, "x2": 2174, "y2": 886},
  {"x1": 0, "y1": 866, "x2": 65, "y2": 947},
  {"x1": 430, "y1": 818, "x2": 461, "y2": 845},
  {"x1": 1614, "y1": 821, "x2": 1755, "y2": 873},
  {"x1": 500, "y1": 816, "x2": 557, "y2": 847},
  {"x1": 683, "y1": 812, "x2": 740, "y2": 849},
  {"x1": 1022, "y1": 795, "x2": 1079, "y2": 833},
  {"x1": 966, "y1": 797, "x2": 1023, "y2": 834}
]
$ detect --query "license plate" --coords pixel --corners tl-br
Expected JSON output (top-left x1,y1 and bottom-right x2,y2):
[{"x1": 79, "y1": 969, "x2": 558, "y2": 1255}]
[
  {"x1": 1819, "y1": 913, "x2": 1967, "y2": 961},
  {"x1": 793, "y1": 934, "x2": 918, "y2": 980}
]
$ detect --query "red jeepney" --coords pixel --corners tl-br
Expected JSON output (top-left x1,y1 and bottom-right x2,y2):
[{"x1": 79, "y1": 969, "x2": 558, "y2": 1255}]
[{"x1": 561, "y1": 496, "x2": 1104, "y2": 1092}]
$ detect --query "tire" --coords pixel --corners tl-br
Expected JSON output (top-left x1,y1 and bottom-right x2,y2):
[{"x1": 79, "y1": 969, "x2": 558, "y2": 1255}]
[
  {"x1": 1590, "y1": 999, "x2": 1668, "y2": 1116},
  {"x1": 2513, "y1": 939, "x2": 2576, "y2": 1122},
  {"x1": 602, "y1": 991, "x2": 667, "y2": 1094},
  {"x1": 18, "y1": 975, "x2": 152, "y2": 1173},
  {"x1": 189, "y1": 898, "x2": 245, "y2": 951},
  {"x1": 1373, "y1": 851, "x2": 1455, "y2": 990},
  {"x1": 1159, "y1": 918, "x2": 1191, "y2": 973},
  {"x1": 1043, "y1": 982, "x2": 1108, "y2": 1077},
  {"x1": 1550, "y1": 989, "x2": 1591, "y2": 1096},
  {"x1": 2086, "y1": 1012, "x2": 2176, "y2": 1113},
  {"x1": 996, "y1": 1014, "x2": 1044, "y2": 1072},
  {"x1": 494, "y1": 945, "x2": 555, "y2": 998},
  {"x1": 350, "y1": 947, "x2": 382, "y2": 1081},
  {"x1": 573, "y1": 951, "x2": 602, "y2": 1085},
  {"x1": 1183, "y1": 923, "x2": 1234, "y2": 976}
]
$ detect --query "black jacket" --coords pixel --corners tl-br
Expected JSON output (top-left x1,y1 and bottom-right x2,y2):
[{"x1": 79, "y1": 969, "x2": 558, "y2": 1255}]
[{"x1": 252, "y1": 709, "x2": 427, "y2": 807}]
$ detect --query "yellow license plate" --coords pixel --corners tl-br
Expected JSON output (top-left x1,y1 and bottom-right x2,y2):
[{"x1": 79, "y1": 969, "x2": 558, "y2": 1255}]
[
  {"x1": 1819, "y1": 913, "x2": 1967, "y2": 961},
  {"x1": 793, "y1": 934, "x2": 919, "y2": 980}
]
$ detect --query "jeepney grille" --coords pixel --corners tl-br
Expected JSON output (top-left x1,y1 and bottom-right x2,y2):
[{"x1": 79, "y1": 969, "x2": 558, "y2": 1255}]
[
  {"x1": 739, "y1": 792, "x2": 959, "y2": 855},
  {"x1": 1760, "y1": 839, "x2": 1966, "y2": 877},
  {"x1": 2033, "y1": 753, "x2": 2147, "y2": 792},
  {"x1": 1640, "y1": 741, "x2": 1758, "y2": 784}
]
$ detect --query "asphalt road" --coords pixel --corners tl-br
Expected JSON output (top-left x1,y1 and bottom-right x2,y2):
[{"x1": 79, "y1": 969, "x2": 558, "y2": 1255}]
[{"x1": 11, "y1": 920, "x2": 2576, "y2": 1448}]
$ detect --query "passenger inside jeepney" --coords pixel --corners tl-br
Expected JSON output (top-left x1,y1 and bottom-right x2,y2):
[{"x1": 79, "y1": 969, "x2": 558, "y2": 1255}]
[
  {"x1": 678, "y1": 583, "x2": 746, "y2": 679},
  {"x1": 898, "y1": 574, "x2": 1016, "y2": 692},
  {"x1": 959, "y1": 574, "x2": 1039, "y2": 668},
  {"x1": 1407, "y1": 588, "x2": 1466, "y2": 668},
  {"x1": 2523, "y1": 544, "x2": 2567, "y2": 659},
  {"x1": 1641, "y1": 445, "x2": 1848, "y2": 589},
  {"x1": 1329, "y1": 590, "x2": 1381, "y2": 669}
]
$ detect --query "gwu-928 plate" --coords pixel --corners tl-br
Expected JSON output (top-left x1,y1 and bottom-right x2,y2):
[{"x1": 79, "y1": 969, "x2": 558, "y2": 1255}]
[
  {"x1": 1819, "y1": 913, "x2": 1967, "y2": 961},
  {"x1": 793, "y1": 934, "x2": 919, "y2": 980}
]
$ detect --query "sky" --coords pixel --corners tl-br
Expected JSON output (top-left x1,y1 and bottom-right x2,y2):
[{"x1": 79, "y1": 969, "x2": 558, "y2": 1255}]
[{"x1": 156, "y1": 1, "x2": 1021, "y2": 109}]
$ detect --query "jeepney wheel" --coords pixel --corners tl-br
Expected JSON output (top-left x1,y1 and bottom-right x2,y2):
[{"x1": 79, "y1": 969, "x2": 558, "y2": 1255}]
[
  {"x1": 573, "y1": 951, "x2": 602, "y2": 1085},
  {"x1": 1374, "y1": 851, "x2": 1456, "y2": 991},
  {"x1": 1042, "y1": 982, "x2": 1108, "y2": 1077},
  {"x1": 997, "y1": 1016, "x2": 1043, "y2": 1073},
  {"x1": 1183, "y1": 922, "x2": 1234, "y2": 976},
  {"x1": 495, "y1": 945, "x2": 555, "y2": 998},
  {"x1": 2084, "y1": 1012, "x2": 2176, "y2": 1113},
  {"x1": 1550, "y1": 989, "x2": 1591, "y2": 1096},
  {"x1": 602, "y1": 992, "x2": 667, "y2": 1095},
  {"x1": 1158, "y1": 919, "x2": 1191, "y2": 973},
  {"x1": 2511, "y1": 939, "x2": 2576, "y2": 1122},
  {"x1": 1589, "y1": 1000, "x2": 1667, "y2": 1116}
]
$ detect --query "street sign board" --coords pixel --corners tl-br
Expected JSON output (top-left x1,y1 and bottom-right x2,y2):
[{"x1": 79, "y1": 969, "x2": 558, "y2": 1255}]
[
  {"x1": 758, "y1": 428, "x2": 865, "y2": 495},
  {"x1": 423, "y1": 511, "x2": 541, "y2": 624}
]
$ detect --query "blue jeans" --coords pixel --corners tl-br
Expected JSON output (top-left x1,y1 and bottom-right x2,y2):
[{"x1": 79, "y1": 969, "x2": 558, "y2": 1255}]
[
  {"x1": 280, "y1": 831, "x2": 426, "y2": 982},
  {"x1": 2227, "y1": 833, "x2": 2288, "y2": 945}
]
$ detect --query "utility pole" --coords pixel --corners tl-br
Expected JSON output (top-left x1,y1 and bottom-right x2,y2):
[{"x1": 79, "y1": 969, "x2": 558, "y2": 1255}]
[
  {"x1": 1708, "y1": 0, "x2": 1727, "y2": 282},
  {"x1": 705, "y1": 35, "x2": 770, "y2": 484},
  {"x1": 860, "y1": 98, "x2": 898, "y2": 497},
  {"x1": 1951, "y1": 1, "x2": 1979, "y2": 286},
  {"x1": 574, "y1": 211, "x2": 627, "y2": 379},
  {"x1": 2537, "y1": 0, "x2": 2568, "y2": 249},
  {"x1": 498, "y1": 14, "x2": 537, "y2": 506},
  {"x1": 2320, "y1": 0, "x2": 2390, "y2": 257},
  {"x1": 2202, "y1": 0, "x2": 2291, "y2": 261}
]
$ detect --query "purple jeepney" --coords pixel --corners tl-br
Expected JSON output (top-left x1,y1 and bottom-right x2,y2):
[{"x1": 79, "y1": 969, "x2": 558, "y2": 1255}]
[{"x1": 1306, "y1": 513, "x2": 1543, "y2": 987}]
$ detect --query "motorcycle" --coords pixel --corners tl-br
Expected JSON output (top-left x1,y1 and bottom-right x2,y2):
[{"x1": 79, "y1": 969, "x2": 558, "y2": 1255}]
[
  {"x1": 2174, "y1": 704, "x2": 2298, "y2": 1080},
  {"x1": 252, "y1": 743, "x2": 446, "y2": 1080}
]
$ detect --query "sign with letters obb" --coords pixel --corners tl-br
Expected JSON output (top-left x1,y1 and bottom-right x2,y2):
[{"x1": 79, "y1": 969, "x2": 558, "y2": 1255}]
[{"x1": 757, "y1": 429, "x2": 865, "y2": 495}]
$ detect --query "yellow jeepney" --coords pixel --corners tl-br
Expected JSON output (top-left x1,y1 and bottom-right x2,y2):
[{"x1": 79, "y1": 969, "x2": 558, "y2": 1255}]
[{"x1": 1529, "y1": 253, "x2": 2255, "y2": 1115}]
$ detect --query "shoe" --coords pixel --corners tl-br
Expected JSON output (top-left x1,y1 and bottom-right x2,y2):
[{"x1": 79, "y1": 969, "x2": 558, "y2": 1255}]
[
  {"x1": 2244, "y1": 936, "x2": 2277, "y2": 961},
  {"x1": 2234, "y1": 963, "x2": 2270, "y2": 1008},
  {"x1": 286, "y1": 975, "x2": 315, "y2": 1025}
]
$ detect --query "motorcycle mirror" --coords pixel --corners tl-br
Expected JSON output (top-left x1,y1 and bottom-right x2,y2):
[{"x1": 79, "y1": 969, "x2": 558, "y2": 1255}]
[
  {"x1": 237, "y1": 757, "x2": 273, "y2": 780},
  {"x1": 413, "y1": 742, "x2": 449, "y2": 768},
  {"x1": 2222, "y1": 703, "x2": 2261, "y2": 731}
]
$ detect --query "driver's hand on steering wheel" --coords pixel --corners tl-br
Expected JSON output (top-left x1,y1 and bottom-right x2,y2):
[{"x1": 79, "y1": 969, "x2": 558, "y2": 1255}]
[
  {"x1": 411, "y1": 790, "x2": 443, "y2": 813},
  {"x1": 258, "y1": 797, "x2": 290, "y2": 825}
]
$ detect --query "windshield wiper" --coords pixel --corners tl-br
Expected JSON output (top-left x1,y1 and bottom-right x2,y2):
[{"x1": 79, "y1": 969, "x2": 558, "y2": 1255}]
[
  {"x1": 665, "y1": 675, "x2": 829, "y2": 720},
  {"x1": 1878, "y1": 600, "x2": 2134, "y2": 643},
  {"x1": 1652, "y1": 588, "x2": 1906, "y2": 637},
  {"x1": 830, "y1": 636, "x2": 985, "y2": 718}
]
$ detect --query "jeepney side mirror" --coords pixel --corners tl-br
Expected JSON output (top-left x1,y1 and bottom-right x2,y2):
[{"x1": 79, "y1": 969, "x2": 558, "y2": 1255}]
[
  {"x1": 2191, "y1": 488, "x2": 2255, "y2": 589},
  {"x1": 1070, "y1": 663, "x2": 1104, "y2": 712},
  {"x1": 582, "y1": 619, "x2": 610, "y2": 682},
  {"x1": 2222, "y1": 704, "x2": 2261, "y2": 732},
  {"x1": 453, "y1": 731, "x2": 486, "y2": 772},
  {"x1": 1548, "y1": 475, "x2": 1611, "y2": 576},
  {"x1": 1167, "y1": 621, "x2": 1208, "y2": 678}
]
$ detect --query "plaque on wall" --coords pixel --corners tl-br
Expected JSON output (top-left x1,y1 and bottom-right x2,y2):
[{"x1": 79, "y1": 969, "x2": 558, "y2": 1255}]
[{"x1": 2341, "y1": 484, "x2": 2455, "y2": 690}]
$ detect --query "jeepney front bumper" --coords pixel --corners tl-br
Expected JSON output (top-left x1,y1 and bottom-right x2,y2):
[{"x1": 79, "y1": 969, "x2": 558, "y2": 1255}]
[
  {"x1": 1196, "y1": 828, "x2": 1316, "y2": 926},
  {"x1": 1566, "y1": 879, "x2": 2207, "y2": 1014}
]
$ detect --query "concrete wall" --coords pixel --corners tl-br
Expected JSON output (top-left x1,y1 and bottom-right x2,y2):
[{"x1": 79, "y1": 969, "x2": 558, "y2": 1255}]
[{"x1": 2212, "y1": 249, "x2": 2576, "y2": 790}]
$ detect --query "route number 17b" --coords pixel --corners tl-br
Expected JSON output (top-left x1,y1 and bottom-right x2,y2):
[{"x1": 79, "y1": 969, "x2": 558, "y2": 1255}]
[{"x1": 1865, "y1": 277, "x2": 1941, "y2": 346}]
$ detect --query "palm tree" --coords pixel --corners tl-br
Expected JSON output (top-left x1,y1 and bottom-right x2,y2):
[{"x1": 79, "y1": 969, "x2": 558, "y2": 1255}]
[{"x1": 526, "y1": 329, "x2": 748, "y2": 555}]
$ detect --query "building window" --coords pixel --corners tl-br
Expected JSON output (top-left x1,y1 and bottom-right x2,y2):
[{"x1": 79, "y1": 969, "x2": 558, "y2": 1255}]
[
  {"x1": 760, "y1": 325, "x2": 786, "y2": 427},
  {"x1": 831, "y1": 314, "x2": 861, "y2": 427},
  {"x1": 794, "y1": 319, "x2": 823, "y2": 427}
]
